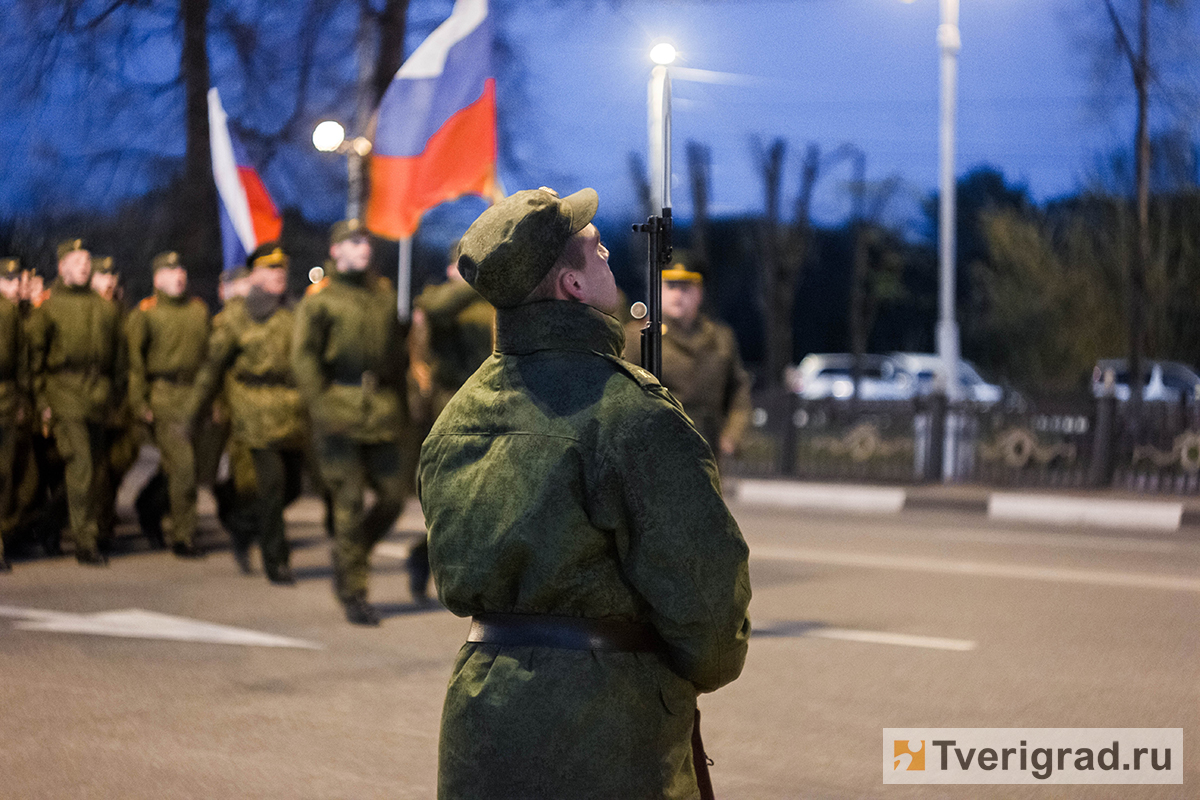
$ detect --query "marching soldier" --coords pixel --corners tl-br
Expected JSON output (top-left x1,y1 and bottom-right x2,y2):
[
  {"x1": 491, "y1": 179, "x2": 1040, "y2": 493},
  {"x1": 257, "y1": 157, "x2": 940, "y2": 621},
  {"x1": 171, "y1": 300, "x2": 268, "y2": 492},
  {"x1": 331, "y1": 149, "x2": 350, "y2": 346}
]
[
  {"x1": 623, "y1": 255, "x2": 752, "y2": 461},
  {"x1": 26, "y1": 240, "x2": 125, "y2": 565},
  {"x1": 292, "y1": 220, "x2": 412, "y2": 625},
  {"x1": 127, "y1": 251, "x2": 210, "y2": 557},
  {"x1": 190, "y1": 245, "x2": 306, "y2": 584},
  {"x1": 0, "y1": 257, "x2": 25, "y2": 570}
]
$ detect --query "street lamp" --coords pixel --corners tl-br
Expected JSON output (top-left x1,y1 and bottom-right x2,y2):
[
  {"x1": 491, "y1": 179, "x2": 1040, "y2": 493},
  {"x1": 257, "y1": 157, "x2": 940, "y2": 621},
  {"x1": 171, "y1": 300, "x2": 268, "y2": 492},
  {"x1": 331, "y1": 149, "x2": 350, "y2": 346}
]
[
  {"x1": 904, "y1": 0, "x2": 962, "y2": 480},
  {"x1": 312, "y1": 120, "x2": 373, "y2": 220}
]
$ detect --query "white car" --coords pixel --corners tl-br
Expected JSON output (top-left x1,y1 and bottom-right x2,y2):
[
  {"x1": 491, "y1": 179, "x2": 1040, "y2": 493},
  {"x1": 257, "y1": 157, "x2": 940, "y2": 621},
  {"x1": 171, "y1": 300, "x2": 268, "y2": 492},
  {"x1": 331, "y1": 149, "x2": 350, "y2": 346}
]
[
  {"x1": 786, "y1": 353, "x2": 914, "y2": 401},
  {"x1": 1091, "y1": 359, "x2": 1200, "y2": 402},
  {"x1": 888, "y1": 352, "x2": 1004, "y2": 406}
]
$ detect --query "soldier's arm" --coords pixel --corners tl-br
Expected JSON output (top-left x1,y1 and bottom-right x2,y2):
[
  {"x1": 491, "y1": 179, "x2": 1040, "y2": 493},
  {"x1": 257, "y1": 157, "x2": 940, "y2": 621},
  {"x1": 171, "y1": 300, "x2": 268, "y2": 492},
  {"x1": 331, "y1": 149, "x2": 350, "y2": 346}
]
[
  {"x1": 125, "y1": 310, "x2": 151, "y2": 420},
  {"x1": 24, "y1": 307, "x2": 51, "y2": 420},
  {"x1": 187, "y1": 320, "x2": 237, "y2": 422},
  {"x1": 289, "y1": 297, "x2": 327, "y2": 405},
  {"x1": 720, "y1": 333, "x2": 753, "y2": 455},
  {"x1": 606, "y1": 390, "x2": 751, "y2": 694}
]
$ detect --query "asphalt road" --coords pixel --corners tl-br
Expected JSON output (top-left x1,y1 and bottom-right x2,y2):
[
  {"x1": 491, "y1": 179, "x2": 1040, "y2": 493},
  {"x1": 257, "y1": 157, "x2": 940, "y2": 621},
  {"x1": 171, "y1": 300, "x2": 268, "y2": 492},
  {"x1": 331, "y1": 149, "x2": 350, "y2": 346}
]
[{"x1": 0, "y1": 494, "x2": 1197, "y2": 799}]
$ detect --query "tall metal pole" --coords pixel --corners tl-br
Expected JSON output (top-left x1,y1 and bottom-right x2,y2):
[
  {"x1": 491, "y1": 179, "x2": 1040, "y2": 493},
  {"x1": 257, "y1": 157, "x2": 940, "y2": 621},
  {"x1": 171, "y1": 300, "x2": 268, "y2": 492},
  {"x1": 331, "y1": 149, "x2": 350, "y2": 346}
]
[{"x1": 937, "y1": 0, "x2": 962, "y2": 480}]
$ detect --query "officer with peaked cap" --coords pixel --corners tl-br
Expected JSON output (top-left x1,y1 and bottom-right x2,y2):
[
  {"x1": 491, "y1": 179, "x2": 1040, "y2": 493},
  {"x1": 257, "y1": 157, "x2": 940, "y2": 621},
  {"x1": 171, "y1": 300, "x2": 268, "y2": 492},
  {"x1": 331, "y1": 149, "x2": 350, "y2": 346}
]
[
  {"x1": 292, "y1": 219, "x2": 413, "y2": 625},
  {"x1": 189, "y1": 243, "x2": 307, "y2": 584},
  {"x1": 623, "y1": 253, "x2": 752, "y2": 462},
  {"x1": 127, "y1": 250, "x2": 210, "y2": 557},
  {"x1": 417, "y1": 187, "x2": 751, "y2": 799},
  {"x1": 25, "y1": 239, "x2": 126, "y2": 565}
]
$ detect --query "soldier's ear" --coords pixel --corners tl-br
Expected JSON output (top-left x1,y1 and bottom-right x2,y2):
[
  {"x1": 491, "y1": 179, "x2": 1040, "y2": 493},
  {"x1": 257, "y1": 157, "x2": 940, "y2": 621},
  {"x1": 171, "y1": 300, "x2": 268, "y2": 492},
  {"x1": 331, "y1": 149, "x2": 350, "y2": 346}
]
[{"x1": 555, "y1": 267, "x2": 585, "y2": 303}]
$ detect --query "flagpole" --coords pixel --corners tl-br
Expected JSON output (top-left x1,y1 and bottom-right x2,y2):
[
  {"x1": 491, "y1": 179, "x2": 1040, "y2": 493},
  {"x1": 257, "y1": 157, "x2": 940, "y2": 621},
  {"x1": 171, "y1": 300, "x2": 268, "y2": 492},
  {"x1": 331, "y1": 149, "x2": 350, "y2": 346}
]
[{"x1": 397, "y1": 236, "x2": 412, "y2": 323}]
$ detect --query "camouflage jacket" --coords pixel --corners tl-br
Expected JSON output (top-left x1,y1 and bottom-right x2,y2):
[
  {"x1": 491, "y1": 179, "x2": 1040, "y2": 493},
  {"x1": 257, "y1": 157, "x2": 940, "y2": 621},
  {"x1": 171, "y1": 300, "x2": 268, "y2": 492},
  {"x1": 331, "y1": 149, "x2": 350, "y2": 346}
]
[
  {"x1": 418, "y1": 299, "x2": 752, "y2": 800},
  {"x1": 190, "y1": 291, "x2": 305, "y2": 449}
]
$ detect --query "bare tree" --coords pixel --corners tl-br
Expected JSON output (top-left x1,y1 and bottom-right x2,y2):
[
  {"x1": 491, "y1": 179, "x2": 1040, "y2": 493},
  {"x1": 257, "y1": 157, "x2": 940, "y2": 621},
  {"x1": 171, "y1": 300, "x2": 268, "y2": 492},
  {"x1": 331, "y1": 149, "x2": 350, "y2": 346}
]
[{"x1": 754, "y1": 138, "x2": 820, "y2": 389}]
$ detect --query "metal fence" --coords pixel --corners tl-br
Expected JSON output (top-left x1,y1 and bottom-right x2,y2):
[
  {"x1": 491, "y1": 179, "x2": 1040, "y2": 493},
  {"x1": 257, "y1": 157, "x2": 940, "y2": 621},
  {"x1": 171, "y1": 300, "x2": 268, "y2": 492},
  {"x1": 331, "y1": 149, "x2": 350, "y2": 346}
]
[{"x1": 728, "y1": 390, "x2": 1200, "y2": 494}]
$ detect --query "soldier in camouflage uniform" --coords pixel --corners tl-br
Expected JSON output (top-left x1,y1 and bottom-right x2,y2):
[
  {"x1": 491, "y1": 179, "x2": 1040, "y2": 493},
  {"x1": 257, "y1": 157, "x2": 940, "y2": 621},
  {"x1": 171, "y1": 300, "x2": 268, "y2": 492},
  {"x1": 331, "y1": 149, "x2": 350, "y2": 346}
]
[
  {"x1": 26, "y1": 240, "x2": 126, "y2": 565},
  {"x1": 623, "y1": 256, "x2": 752, "y2": 461},
  {"x1": 418, "y1": 188, "x2": 751, "y2": 799},
  {"x1": 0, "y1": 257, "x2": 26, "y2": 570},
  {"x1": 190, "y1": 245, "x2": 306, "y2": 584},
  {"x1": 405, "y1": 243, "x2": 495, "y2": 603},
  {"x1": 293, "y1": 219, "x2": 412, "y2": 625},
  {"x1": 127, "y1": 251, "x2": 210, "y2": 558}
]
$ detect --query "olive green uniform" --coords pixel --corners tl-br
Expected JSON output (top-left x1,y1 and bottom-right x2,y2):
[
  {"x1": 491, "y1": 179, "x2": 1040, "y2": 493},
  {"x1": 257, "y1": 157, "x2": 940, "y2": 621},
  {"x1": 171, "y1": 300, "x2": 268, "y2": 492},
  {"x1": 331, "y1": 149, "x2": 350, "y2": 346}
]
[
  {"x1": 0, "y1": 295, "x2": 27, "y2": 562},
  {"x1": 624, "y1": 313, "x2": 752, "y2": 455},
  {"x1": 191, "y1": 293, "x2": 306, "y2": 577},
  {"x1": 26, "y1": 281, "x2": 125, "y2": 558},
  {"x1": 413, "y1": 279, "x2": 494, "y2": 420},
  {"x1": 126, "y1": 291, "x2": 210, "y2": 548},
  {"x1": 292, "y1": 270, "x2": 410, "y2": 603},
  {"x1": 419, "y1": 301, "x2": 752, "y2": 800}
]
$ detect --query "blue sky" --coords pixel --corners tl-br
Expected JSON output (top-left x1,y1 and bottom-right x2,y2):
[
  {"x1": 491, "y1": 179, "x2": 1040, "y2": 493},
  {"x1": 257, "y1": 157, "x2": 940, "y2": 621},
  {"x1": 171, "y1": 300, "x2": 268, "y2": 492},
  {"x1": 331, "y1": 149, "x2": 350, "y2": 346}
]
[
  {"x1": 1, "y1": 0, "x2": 1192, "y2": 236},
  {"x1": 496, "y1": 0, "x2": 1182, "y2": 228}
]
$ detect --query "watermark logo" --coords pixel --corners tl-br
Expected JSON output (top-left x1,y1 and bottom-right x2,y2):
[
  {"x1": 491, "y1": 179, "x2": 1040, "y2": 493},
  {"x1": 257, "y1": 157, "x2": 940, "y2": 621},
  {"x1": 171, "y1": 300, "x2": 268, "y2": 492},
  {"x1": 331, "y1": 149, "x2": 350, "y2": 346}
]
[
  {"x1": 893, "y1": 740, "x2": 925, "y2": 771},
  {"x1": 883, "y1": 728, "x2": 1182, "y2": 785}
]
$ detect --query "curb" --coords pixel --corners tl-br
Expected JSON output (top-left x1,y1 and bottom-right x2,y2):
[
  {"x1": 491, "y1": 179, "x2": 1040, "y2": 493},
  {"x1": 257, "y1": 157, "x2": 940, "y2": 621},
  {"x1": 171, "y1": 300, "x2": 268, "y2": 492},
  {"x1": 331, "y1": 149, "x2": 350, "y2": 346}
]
[{"x1": 731, "y1": 478, "x2": 1195, "y2": 533}]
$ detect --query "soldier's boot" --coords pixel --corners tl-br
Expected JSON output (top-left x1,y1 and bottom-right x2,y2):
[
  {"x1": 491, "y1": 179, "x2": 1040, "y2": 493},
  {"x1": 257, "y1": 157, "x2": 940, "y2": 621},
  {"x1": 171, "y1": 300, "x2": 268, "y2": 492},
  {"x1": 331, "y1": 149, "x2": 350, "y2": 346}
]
[
  {"x1": 342, "y1": 594, "x2": 381, "y2": 626},
  {"x1": 406, "y1": 536, "x2": 431, "y2": 606},
  {"x1": 0, "y1": 557, "x2": 10, "y2": 572},
  {"x1": 135, "y1": 472, "x2": 168, "y2": 550},
  {"x1": 265, "y1": 562, "x2": 295, "y2": 586},
  {"x1": 172, "y1": 541, "x2": 205, "y2": 559}
]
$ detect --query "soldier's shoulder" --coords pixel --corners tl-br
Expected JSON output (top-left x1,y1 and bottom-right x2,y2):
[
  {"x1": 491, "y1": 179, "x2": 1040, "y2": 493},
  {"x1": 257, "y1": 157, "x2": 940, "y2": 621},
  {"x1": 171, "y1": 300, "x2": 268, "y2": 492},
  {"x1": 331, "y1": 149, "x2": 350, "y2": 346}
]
[
  {"x1": 600, "y1": 353, "x2": 662, "y2": 391},
  {"x1": 138, "y1": 295, "x2": 157, "y2": 311}
]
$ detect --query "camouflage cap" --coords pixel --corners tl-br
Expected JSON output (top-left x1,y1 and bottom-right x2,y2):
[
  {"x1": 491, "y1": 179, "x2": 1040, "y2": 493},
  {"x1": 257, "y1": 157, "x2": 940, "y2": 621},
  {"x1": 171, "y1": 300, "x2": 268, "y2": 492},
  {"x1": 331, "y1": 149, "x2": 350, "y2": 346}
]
[
  {"x1": 330, "y1": 218, "x2": 369, "y2": 245},
  {"x1": 92, "y1": 256, "x2": 116, "y2": 275},
  {"x1": 0, "y1": 257, "x2": 20, "y2": 278},
  {"x1": 151, "y1": 251, "x2": 183, "y2": 271},
  {"x1": 457, "y1": 186, "x2": 598, "y2": 308},
  {"x1": 56, "y1": 238, "x2": 86, "y2": 261}
]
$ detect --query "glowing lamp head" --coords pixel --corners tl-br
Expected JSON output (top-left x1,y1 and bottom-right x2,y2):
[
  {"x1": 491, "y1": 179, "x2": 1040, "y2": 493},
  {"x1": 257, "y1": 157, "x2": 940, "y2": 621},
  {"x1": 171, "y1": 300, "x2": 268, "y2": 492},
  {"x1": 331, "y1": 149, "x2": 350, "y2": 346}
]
[{"x1": 313, "y1": 120, "x2": 346, "y2": 152}]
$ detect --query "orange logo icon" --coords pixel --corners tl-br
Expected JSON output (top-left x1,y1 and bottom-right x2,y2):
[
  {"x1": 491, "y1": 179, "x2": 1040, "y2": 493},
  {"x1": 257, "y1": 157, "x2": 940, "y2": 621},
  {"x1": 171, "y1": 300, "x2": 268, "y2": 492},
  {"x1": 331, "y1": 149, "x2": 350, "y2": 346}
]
[{"x1": 894, "y1": 740, "x2": 925, "y2": 771}]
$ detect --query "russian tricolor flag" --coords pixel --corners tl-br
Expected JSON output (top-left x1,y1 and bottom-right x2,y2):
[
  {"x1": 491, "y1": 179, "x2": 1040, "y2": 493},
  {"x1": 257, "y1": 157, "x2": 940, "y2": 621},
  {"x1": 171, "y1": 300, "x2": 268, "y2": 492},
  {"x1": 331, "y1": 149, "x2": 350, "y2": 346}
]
[
  {"x1": 208, "y1": 87, "x2": 282, "y2": 272},
  {"x1": 365, "y1": 0, "x2": 498, "y2": 241}
]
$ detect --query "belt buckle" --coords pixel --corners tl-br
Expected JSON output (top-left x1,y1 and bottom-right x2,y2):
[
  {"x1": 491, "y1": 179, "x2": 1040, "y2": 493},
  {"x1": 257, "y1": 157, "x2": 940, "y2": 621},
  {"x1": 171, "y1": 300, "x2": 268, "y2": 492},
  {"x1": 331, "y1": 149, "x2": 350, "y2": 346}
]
[{"x1": 362, "y1": 370, "x2": 377, "y2": 394}]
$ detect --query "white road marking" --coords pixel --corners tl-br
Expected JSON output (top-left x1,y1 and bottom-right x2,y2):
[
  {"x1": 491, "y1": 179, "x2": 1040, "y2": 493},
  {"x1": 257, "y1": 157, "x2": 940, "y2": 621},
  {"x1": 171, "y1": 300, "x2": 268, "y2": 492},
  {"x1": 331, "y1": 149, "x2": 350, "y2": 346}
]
[
  {"x1": 751, "y1": 545, "x2": 1200, "y2": 593},
  {"x1": 737, "y1": 480, "x2": 907, "y2": 513},
  {"x1": 921, "y1": 527, "x2": 1181, "y2": 554},
  {"x1": 0, "y1": 606, "x2": 323, "y2": 649},
  {"x1": 374, "y1": 543, "x2": 412, "y2": 560},
  {"x1": 988, "y1": 492, "x2": 1183, "y2": 531},
  {"x1": 804, "y1": 628, "x2": 976, "y2": 652}
]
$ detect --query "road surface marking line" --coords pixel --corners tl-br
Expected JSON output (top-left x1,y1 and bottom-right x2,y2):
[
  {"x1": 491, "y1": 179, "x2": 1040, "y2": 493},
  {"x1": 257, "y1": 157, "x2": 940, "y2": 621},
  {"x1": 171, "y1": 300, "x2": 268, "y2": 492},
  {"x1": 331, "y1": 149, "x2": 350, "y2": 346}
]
[
  {"x1": 923, "y1": 528, "x2": 1180, "y2": 554},
  {"x1": 374, "y1": 543, "x2": 411, "y2": 560},
  {"x1": 0, "y1": 606, "x2": 323, "y2": 649},
  {"x1": 737, "y1": 480, "x2": 906, "y2": 513},
  {"x1": 806, "y1": 628, "x2": 976, "y2": 651},
  {"x1": 751, "y1": 546, "x2": 1200, "y2": 593},
  {"x1": 988, "y1": 493, "x2": 1183, "y2": 531}
]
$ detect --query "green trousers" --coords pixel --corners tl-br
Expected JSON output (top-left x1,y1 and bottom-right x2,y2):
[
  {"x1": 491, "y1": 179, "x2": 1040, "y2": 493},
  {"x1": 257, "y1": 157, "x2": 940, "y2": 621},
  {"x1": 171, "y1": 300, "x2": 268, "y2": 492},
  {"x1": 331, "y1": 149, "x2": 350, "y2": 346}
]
[
  {"x1": 51, "y1": 419, "x2": 111, "y2": 554},
  {"x1": 148, "y1": 416, "x2": 198, "y2": 546},
  {"x1": 249, "y1": 448, "x2": 304, "y2": 573},
  {"x1": 317, "y1": 436, "x2": 405, "y2": 602}
]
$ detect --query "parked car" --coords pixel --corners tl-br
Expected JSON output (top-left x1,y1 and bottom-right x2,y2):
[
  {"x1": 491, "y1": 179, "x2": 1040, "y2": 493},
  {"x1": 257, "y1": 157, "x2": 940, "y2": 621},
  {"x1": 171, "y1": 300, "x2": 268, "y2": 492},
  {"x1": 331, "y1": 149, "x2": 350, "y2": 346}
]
[
  {"x1": 888, "y1": 352, "x2": 1005, "y2": 406},
  {"x1": 1091, "y1": 358, "x2": 1200, "y2": 402},
  {"x1": 786, "y1": 353, "x2": 914, "y2": 400}
]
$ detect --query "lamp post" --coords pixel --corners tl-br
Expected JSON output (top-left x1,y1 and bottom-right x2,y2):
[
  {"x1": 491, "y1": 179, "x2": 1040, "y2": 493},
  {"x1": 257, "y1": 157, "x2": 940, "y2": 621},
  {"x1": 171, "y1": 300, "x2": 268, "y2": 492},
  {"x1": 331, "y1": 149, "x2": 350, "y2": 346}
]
[
  {"x1": 312, "y1": 120, "x2": 373, "y2": 220},
  {"x1": 936, "y1": 0, "x2": 962, "y2": 481}
]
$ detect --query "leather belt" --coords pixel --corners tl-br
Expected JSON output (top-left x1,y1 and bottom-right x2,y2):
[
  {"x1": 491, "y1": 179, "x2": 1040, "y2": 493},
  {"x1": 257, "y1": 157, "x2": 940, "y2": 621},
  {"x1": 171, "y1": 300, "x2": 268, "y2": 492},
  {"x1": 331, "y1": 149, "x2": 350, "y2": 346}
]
[
  {"x1": 467, "y1": 613, "x2": 663, "y2": 653},
  {"x1": 150, "y1": 371, "x2": 195, "y2": 384},
  {"x1": 236, "y1": 372, "x2": 293, "y2": 387},
  {"x1": 331, "y1": 370, "x2": 379, "y2": 393}
]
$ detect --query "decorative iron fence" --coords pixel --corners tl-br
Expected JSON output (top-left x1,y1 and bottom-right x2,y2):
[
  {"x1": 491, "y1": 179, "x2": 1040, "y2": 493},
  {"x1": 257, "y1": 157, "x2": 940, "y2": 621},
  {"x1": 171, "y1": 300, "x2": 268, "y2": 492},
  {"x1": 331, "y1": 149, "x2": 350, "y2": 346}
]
[{"x1": 727, "y1": 389, "x2": 1200, "y2": 495}]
